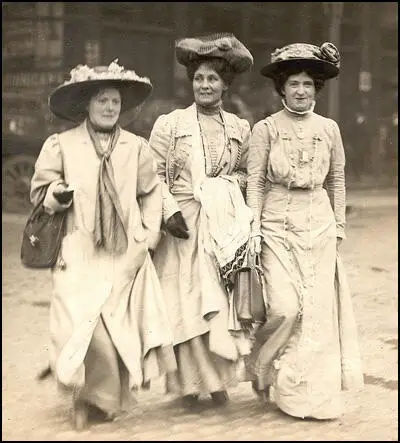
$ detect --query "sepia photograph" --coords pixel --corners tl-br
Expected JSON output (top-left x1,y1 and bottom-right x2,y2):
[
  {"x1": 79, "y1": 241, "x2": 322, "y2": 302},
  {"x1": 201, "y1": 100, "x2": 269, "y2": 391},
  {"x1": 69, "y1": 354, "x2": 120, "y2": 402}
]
[{"x1": 2, "y1": 2, "x2": 398, "y2": 441}]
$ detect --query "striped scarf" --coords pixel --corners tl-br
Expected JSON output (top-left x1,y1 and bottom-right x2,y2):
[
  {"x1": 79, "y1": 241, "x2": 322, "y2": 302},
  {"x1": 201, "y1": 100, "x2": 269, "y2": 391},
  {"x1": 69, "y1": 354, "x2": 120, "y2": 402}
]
[{"x1": 87, "y1": 120, "x2": 128, "y2": 256}]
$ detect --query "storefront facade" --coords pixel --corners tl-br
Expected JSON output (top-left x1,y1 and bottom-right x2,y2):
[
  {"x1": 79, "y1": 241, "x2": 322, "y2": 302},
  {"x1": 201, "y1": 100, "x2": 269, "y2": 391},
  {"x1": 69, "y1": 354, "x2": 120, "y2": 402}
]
[{"x1": 2, "y1": 2, "x2": 398, "y2": 209}]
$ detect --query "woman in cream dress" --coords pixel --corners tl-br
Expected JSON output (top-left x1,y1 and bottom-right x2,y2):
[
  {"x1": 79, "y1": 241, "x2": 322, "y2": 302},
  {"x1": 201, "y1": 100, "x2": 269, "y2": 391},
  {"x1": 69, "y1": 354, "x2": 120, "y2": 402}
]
[{"x1": 246, "y1": 42, "x2": 364, "y2": 419}]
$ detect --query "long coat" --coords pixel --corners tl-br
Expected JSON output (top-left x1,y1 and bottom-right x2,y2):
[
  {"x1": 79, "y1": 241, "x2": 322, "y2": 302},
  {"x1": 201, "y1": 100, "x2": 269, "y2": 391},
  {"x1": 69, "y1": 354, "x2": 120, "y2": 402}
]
[{"x1": 30, "y1": 121, "x2": 176, "y2": 390}]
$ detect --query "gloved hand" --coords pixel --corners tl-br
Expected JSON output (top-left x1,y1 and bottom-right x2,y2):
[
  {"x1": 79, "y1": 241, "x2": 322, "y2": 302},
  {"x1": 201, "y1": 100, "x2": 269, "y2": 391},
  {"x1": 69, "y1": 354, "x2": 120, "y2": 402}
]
[
  {"x1": 53, "y1": 183, "x2": 74, "y2": 204},
  {"x1": 165, "y1": 211, "x2": 189, "y2": 239}
]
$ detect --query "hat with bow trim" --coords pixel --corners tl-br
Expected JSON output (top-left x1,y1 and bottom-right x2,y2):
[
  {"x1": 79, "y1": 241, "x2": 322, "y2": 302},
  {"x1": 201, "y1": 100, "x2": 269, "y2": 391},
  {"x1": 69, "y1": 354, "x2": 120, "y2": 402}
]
[
  {"x1": 49, "y1": 59, "x2": 153, "y2": 122},
  {"x1": 260, "y1": 42, "x2": 340, "y2": 80},
  {"x1": 175, "y1": 33, "x2": 253, "y2": 74}
]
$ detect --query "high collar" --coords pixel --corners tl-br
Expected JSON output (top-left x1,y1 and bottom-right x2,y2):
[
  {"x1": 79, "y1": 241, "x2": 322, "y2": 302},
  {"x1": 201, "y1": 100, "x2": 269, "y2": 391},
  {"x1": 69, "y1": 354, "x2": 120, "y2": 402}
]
[
  {"x1": 195, "y1": 100, "x2": 223, "y2": 116},
  {"x1": 282, "y1": 99, "x2": 315, "y2": 119}
]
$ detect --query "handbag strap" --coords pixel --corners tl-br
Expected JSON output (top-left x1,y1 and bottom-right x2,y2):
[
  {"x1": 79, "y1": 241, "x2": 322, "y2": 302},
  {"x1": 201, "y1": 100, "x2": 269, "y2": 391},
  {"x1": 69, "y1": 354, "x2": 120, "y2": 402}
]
[
  {"x1": 27, "y1": 185, "x2": 48, "y2": 223},
  {"x1": 246, "y1": 250, "x2": 263, "y2": 274}
]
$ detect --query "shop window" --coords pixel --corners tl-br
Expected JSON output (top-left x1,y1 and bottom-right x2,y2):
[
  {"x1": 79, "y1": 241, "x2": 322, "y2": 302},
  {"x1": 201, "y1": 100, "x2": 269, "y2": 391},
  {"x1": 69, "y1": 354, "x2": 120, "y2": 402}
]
[
  {"x1": 3, "y1": 21, "x2": 35, "y2": 67},
  {"x1": 35, "y1": 2, "x2": 64, "y2": 69},
  {"x1": 2, "y1": 2, "x2": 36, "y2": 18},
  {"x1": 2, "y1": 2, "x2": 64, "y2": 70},
  {"x1": 2, "y1": 4, "x2": 36, "y2": 70}
]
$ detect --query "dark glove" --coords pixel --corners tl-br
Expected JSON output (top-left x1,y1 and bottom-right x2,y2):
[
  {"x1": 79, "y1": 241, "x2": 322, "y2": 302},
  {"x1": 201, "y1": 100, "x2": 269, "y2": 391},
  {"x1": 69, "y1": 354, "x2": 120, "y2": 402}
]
[
  {"x1": 165, "y1": 211, "x2": 189, "y2": 239},
  {"x1": 53, "y1": 185, "x2": 74, "y2": 204}
]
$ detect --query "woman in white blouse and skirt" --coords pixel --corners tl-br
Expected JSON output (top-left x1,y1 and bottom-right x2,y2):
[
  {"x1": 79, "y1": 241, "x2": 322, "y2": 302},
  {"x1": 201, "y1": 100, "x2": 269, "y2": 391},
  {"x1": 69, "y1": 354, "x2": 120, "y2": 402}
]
[{"x1": 246, "y1": 42, "x2": 364, "y2": 419}]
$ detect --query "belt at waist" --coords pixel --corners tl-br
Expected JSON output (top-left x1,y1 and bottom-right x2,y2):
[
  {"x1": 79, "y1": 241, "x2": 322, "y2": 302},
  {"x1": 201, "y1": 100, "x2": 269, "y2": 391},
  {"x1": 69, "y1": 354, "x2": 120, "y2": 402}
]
[{"x1": 269, "y1": 183, "x2": 323, "y2": 192}]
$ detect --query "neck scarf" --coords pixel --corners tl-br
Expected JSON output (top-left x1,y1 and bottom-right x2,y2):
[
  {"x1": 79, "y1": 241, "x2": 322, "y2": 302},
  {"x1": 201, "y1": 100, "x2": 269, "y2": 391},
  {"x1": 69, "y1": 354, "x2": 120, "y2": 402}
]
[{"x1": 86, "y1": 119, "x2": 128, "y2": 256}]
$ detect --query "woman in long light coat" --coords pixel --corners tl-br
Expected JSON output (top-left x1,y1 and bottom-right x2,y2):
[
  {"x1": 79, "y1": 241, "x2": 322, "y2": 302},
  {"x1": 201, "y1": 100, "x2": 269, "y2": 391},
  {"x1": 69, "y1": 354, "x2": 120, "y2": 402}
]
[
  {"x1": 246, "y1": 43, "x2": 364, "y2": 419},
  {"x1": 148, "y1": 34, "x2": 254, "y2": 409},
  {"x1": 30, "y1": 60, "x2": 176, "y2": 430}
]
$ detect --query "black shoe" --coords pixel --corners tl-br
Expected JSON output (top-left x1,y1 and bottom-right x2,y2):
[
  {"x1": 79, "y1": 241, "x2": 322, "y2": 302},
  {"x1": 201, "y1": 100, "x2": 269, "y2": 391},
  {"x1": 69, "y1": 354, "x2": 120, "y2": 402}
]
[
  {"x1": 182, "y1": 394, "x2": 199, "y2": 409},
  {"x1": 87, "y1": 403, "x2": 115, "y2": 423},
  {"x1": 210, "y1": 390, "x2": 229, "y2": 406}
]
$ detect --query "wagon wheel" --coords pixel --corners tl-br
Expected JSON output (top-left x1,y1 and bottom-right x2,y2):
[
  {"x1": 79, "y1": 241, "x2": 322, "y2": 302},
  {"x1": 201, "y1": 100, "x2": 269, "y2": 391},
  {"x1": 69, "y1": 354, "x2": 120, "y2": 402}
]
[{"x1": 2, "y1": 155, "x2": 36, "y2": 213}]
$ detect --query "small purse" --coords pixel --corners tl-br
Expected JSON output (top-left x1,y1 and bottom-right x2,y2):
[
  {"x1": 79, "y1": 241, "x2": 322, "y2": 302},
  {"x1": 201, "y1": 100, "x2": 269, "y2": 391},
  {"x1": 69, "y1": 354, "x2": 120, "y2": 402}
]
[
  {"x1": 233, "y1": 252, "x2": 267, "y2": 325},
  {"x1": 20, "y1": 192, "x2": 67, "y2": 269}
]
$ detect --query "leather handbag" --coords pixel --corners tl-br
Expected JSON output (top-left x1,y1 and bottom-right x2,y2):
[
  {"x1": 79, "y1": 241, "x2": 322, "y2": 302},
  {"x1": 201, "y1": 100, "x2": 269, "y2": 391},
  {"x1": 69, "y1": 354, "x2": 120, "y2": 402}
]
[
  {"x1": 233, "y1": 253, "x2": 267, "y2": 325},
  {"x1": 20, "y1": 193, "x2": 67, "y2": 269}
]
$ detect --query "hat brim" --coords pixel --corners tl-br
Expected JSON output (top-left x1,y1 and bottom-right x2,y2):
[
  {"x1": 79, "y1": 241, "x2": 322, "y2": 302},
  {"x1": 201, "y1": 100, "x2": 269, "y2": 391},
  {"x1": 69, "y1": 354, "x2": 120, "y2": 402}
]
[
  {"x1": 49, "y1": 79, "x2": 152, "y2": 122},
  {"x1": 260, "y1": 58, "x2": 339, "y2": 80}
]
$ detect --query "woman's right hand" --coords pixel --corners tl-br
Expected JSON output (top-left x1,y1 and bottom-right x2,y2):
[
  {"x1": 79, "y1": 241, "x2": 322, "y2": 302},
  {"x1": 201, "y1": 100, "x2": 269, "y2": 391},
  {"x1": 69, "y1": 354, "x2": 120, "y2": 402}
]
[{"x1": 249, "y1": 235, "x2": 262, "y2": 255}]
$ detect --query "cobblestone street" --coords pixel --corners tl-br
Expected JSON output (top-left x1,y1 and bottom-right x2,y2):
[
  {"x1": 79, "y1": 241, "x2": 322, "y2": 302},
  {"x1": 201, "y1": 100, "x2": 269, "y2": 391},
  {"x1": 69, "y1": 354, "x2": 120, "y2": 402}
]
[{"x1": 2, "y1": 188, "x2": 398, "y2": 441}]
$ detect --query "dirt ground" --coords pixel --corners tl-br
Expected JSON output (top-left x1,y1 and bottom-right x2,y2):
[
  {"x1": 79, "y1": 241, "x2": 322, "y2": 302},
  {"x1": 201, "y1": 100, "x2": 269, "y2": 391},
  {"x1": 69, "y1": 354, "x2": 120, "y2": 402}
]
[{"x1": 2, "y1": 188, "x2": 398, "y2": 441}]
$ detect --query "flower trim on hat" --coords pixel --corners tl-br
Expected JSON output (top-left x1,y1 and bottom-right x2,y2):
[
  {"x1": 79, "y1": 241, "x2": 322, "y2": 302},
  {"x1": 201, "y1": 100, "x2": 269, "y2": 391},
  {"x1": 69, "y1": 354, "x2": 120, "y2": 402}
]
[
  {"x1": 215, "y1": 36, "x2": 233, "y2": 51},
  {"x1": 270, "y1": 42, "x2": 340, "y2": 67},
  {"x1": 62, "y1": 59, "x2": 152, "y2": 86},
  {"x1": 320, "y1": 42, "x2": 340, "y2": 65}
]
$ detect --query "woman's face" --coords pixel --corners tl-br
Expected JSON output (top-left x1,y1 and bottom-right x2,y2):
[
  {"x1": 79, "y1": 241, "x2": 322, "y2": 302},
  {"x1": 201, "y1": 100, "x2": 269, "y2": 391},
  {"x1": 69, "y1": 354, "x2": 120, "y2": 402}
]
[
  {"x1": 87, "y1": 87, "x2": 121, "y2": 129},
  {"x1": 192, "y1": 63, "x2": 227, "y2": 107},
  {"x1": 282, "y1": 71, "x2": 315, "y2": 112}
]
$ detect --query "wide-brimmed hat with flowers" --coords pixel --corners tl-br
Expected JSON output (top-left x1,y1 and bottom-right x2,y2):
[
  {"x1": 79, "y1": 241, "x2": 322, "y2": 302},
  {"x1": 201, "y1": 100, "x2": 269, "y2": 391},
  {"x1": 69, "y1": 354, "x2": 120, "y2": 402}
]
[
  {"x1": 49, "y1": 59, "x2": 153, "y2": 122},
  {"x1": 175, "y1": 33, "x2": 253, "y2": 74},
  {"x1": 260, "y1": 42, "x2": 340, "y2": 80}
]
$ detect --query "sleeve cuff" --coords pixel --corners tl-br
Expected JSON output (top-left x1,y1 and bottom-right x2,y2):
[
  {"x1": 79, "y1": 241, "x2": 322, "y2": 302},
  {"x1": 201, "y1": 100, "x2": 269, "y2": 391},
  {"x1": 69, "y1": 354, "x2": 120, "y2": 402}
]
[
  {"x1": 250, "y1": 229, "x2": 262, "y2": 238},
  {"x1": 162, "y1": 198, "x2": 181, "y2": 223}
]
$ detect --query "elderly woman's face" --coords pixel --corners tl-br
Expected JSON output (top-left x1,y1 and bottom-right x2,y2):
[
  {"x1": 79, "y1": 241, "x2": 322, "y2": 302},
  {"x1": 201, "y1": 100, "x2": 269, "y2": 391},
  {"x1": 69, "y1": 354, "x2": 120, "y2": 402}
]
[
  {"x1": 282, "y1": 71, "x2": 315, "y2": 112},
  {"x1": 192, "y1": 63, "x2": 227, "y2": 107},
  {"x1": 88, "y1": 87, "x2": 121, "y2": 129}
]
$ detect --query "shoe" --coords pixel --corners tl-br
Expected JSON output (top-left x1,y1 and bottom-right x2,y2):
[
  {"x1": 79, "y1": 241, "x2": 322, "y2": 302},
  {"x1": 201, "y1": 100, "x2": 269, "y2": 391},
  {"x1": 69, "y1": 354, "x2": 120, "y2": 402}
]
[
  {"x1": 251, "y1": 381, "x2": 269, "y2": 404},
  {"x1": 72, "y1": 399, "x2": 88, "y2": 431},
  {"x1": 181, "y1": 394, "x2": 199, "y2": 409},
  {"x1": 87, "y1": 403, "x2": 115, "y2": 423},
  {"x1": 210, "y1": 390, "x2": 229, "y2": 406}
]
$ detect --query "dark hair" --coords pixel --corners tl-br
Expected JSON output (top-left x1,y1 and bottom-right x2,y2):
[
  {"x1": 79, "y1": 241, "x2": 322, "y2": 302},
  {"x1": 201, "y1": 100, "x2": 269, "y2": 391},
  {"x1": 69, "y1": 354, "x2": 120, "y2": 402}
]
[
  {"x1": 272, "y1": 66, "x2": 325, "y2": 97},
  {"x1": 186, "y1": 57, "x2": 236, "y2": 86}
]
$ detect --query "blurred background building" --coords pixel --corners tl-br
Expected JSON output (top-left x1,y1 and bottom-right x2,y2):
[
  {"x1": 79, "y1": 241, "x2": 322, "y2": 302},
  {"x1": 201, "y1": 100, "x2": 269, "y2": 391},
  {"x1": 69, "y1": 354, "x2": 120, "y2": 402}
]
[{"x1": 2, "y1": 2, "x2": 398, "y2": 212}]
